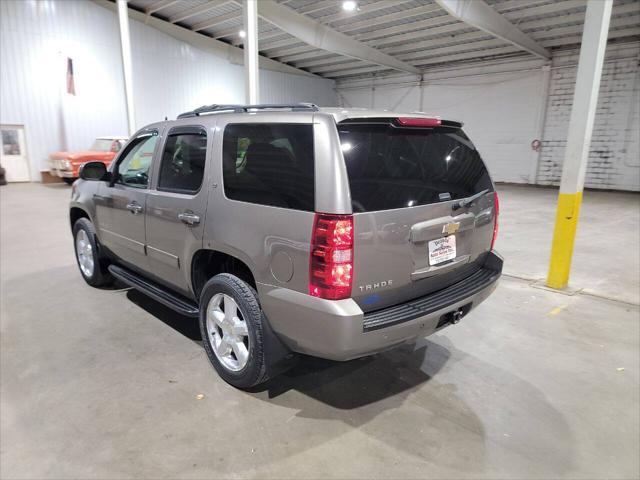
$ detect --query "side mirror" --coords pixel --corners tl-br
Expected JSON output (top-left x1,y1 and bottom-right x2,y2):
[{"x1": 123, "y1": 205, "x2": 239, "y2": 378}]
[{"x1": 79, "y1": 161, "x2": 110, "y2": 181}]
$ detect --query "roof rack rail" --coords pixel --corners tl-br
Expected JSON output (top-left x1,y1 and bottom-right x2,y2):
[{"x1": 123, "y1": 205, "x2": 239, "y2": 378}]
[{"x1": 177, "y1": 103, "x2": 319, "y2": 119}]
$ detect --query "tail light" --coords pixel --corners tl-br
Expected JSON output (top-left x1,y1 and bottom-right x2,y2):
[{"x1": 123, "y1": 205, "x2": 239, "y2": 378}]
[
  {"x1": 309, "y1": 213, "x2": 354, "y2": 300},
  {"x1": 491, "y1": 191, "x2": 500, "y2": 250}
]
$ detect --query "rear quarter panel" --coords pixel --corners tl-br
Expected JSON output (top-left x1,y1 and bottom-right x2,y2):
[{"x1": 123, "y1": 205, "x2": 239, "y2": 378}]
[{"x1": 203, "y1": 112, "x2": 319, "y2": 295}]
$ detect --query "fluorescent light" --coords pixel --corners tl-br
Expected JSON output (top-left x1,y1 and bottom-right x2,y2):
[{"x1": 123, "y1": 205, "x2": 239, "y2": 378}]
[
  {"x1": 342, "y1": 1, "x2": 357, "y2": 12},
  {"x1": 341, "y1": 142, "x2": 352, "y2": 152},
  {"x1": 238, "y1": 30, "x2": 246, "y2": 38}
]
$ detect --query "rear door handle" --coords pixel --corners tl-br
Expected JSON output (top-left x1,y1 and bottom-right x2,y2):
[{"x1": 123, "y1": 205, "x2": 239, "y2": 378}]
[
  {"x1": 126, "y1": 202, "x2": 143, "y2": 214},
  {"x1": 178, "y1": 212, "x2": 200, "y2": 226}
]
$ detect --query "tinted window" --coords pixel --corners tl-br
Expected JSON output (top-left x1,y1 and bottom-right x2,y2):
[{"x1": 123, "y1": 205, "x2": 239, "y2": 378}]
[
  {"x1": 158, "y1": 129, "x2": 207, "y2": 193},
  {"x1": 338, "y1": 123, "x2": 492, "y2": 212},
  {"x1": 223, "y1": 124, "x2": 314, "y2": 211},
  {"x1": 116, "y1": 132, "x2": 158, "y2": 188}
]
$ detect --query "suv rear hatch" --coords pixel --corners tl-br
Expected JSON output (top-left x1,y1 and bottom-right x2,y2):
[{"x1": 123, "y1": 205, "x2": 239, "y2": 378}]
[{"x1": 337, "y1": 117, "x2": 498, "y2": 312}]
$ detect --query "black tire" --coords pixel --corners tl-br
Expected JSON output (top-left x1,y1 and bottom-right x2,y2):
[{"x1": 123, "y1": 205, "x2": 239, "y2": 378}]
[
  {"x1": 63, "y1": 177, "x2": 76, "y2": 185},
  {"x1": 72, "y1": 218, "x2": 113, "y2": 287},
  {"x1": 199, "y1": 274, "x2": 275, "y2": 389}
]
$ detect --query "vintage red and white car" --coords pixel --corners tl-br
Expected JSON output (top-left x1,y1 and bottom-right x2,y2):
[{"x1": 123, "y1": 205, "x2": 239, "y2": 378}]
[{"x1": 50, "y1": 136, "x2": 127, "y2": 184}]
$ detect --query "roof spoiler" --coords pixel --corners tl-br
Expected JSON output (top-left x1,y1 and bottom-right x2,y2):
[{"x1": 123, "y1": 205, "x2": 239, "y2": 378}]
[{"x1": 338, "y1": 117, "x2": 464, "y2": 128}]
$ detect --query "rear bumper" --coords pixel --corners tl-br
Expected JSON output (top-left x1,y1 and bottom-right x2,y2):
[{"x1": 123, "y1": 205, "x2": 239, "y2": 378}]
[{"x1": 260, "y1": 251, "x2": 503, "y2": 361}]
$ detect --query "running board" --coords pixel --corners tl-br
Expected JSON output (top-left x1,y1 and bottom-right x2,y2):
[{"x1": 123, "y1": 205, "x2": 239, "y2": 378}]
[{"x1": 108, "y1": 265, "x2": 200, "y2": 317}]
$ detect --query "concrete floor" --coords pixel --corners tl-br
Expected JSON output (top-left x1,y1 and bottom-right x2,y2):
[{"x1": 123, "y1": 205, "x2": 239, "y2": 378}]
[{"x1": 1, "y1": 183, "x2": 639, "y2": 479}]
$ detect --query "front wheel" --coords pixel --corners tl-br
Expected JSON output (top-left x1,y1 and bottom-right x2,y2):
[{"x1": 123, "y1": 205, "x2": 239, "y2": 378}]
[
  {"x1": 73, "y1": 218, "x2": 112, "y2": 287},
  {"x1": 199, "y1": 274, "x2": 274, "y2": 389}
]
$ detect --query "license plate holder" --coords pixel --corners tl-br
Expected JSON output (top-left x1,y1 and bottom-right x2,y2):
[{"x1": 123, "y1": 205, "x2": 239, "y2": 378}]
[{"x1": 428, "y1": 235, "x2": 457, "y2": 266}]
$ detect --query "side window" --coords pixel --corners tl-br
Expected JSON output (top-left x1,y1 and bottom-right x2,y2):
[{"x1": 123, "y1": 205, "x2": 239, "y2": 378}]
[
  {"x1": 116, "y1": 132, "x2": 158, "y2": 188},
  {"x1": 158, "y1": 128, "x2": 207, "y2": 193},
  {"x1": 222, "y1": 123, "x2": 314, "y2": 211}
]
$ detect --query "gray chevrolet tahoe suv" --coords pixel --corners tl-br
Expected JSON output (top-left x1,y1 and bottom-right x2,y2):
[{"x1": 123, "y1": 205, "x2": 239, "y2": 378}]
[{"x1": 70, "y1": 103, "x2": 502, "y2": 389}]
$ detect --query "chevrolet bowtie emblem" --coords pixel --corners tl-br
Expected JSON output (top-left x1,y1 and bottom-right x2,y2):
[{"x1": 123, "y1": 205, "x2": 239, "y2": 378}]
[{"x1": 442, "y1": 222, "x2": 460, "y2": 235}]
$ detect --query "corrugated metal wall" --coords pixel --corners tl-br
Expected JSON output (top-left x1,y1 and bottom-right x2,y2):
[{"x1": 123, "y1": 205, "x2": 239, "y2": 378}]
[
  {"x1": 0, "y1": 0, "x2": 128, "y2": 179},
  {"x1": 0, "y1": 0, "x2": 336, "y2": 179}
]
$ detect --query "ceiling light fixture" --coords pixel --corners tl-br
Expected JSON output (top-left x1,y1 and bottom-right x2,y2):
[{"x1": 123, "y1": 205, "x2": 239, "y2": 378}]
[
  {"x1": 342, "y1": 1, "x2": 358, "y2": 12},
  {"x1": 238, "y1": 30, "x2": 246, "y2": 38}
]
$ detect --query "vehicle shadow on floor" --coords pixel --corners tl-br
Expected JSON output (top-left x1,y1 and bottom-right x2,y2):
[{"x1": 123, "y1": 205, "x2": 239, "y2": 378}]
[
  {"x1": 126, "y1": 288, "x2": 203, "y2": 343},
  {"x1": 126, "y1": 287, "x2": 445, "y2": 409},
  {"x1": 252, "y1": 341, "x2": 446, "y2": 410}
]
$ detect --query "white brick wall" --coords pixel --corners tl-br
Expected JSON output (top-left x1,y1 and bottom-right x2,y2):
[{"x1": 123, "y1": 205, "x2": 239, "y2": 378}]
[{"x1": 538, "y1": 47, "x2": 640, "y2": 191}]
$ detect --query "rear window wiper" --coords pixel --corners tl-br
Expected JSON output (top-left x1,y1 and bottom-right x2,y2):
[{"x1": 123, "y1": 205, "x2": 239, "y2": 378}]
[{"x1": 452, "y1": 189, "x2": 490, "y2": 210}]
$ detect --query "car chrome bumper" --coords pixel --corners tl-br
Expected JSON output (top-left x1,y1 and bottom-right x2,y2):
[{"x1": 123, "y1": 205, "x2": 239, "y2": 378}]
[
  {"x1": 50, "y1": 168, "x2": 74, "y2": 178},
  {"x1": 259, "y1": 251, "x2": 503, "y2": 361}
]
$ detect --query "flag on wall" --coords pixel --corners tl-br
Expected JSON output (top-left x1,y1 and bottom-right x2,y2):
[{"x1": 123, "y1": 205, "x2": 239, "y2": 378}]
[{"x1": 66, "y1": 58, "x2": 75, "y2": 95}]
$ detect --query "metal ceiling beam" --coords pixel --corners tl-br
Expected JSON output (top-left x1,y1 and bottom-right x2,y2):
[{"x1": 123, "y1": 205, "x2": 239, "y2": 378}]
[
  {"x1": 191, "y1": 10, "x2": 240, "y2": 32},
  {"x1": 317, "y1": 0, "x2": 415, "y2": 26},
  {"x1": 384, "y1": 4, "x2": 640, "y2": 58},
  {"x1": 499, "y1": 0, "x2": 585, "y2": 21},
  {"x1": 321, "y1": 11, "x2": 640, "y2": 76},
  {"x1": 338, "y1": 4, "x2": 442, "y2": 34},
  {"x1": 355, "y1": 0, "x2": 584, "y2": 45},
  {"x1": 279, "y1": 47, "x2": 333, "y2": 63},
  {"x1": 534, "y1": 14, "x2": 639, "y2": 38},
  {"x1": 253, "y1": 0, "x2": 420, "y2": 74},
  {"x1": 257, "y1": 1, "x2": 415, "y2": 54},
  {"x1": 168, "y1": 0, "x2": 230, "y2": 24},
  {"x1": 435, "y1": 0, "x2": 550, "y2": 59},
  {"x1": 493, "y1": 0, "x2": 555, "y2": 14},
  {"x1": 406, "y1": 13, "x2": 638, "y2": 61},
  {"x1": 363, "y1": 19, "x2": 463, "y2": 47},
  {"x1": 281, "y1": 0, "x2": 634, "y2": 67},
  {"x1": 329, "y1": 45, "x2": 519, "y2": 78},
  {"x1": 261, "y1": 2, "x2": 440, "y2": 50},
  {"x1": 297, "y1": 0, "x2": 336, "y2": 16},
  {"x1": 93, "y1": 0, "x2": 318, "y2": 78},
  {"x1": 543, "y1": 26, "x2": 640, "y2": 47},
  {"x1": 385, "y1": 14, "x2": 637, "y2": 64},
  {"x1": 145, "y1": 0, "x2": 178, "y2": 15},
  {"x1": 213, "y1": 24, "x2": 247, "y2": 39}
]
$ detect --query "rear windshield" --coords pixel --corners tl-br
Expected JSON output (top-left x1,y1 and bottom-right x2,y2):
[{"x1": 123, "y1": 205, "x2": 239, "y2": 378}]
[
  {"x1": 223, "y1": 123, "x2": 314, "y2": 211},
  {"x1": 338, "y1": 123, "x2": 492, "y2": 212}
]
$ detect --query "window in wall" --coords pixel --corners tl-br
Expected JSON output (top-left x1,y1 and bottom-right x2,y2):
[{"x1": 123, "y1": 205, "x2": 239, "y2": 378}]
[
  {"x1": 158, "y1": 128, "x2": 207, "y2": 193},
  {"x1": 116, "y1": 132, "x2": 158, "y2": 188},
  {"x1": 222, "y1": 123, "x2": 314, "y2": 211}
]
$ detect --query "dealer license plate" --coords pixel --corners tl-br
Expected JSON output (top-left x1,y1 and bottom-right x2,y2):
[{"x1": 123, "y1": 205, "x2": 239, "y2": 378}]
[{"x1": 428, "y1": 236, "x2": 457, "y2": 266}]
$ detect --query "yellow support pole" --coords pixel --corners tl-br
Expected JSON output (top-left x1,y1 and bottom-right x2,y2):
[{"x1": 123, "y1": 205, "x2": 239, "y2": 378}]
[
  {"x1": 546, "y1": 0, "x2": 612, "y2": 290},
  {"x1": 547, "y1": 192, "x2": 583, "y2": 289}
]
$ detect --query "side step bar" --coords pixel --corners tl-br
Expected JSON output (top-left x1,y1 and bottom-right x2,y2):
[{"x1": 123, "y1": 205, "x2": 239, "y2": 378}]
[{"x1": 108, "y1": 265, "x2": 200, "y2": 317}]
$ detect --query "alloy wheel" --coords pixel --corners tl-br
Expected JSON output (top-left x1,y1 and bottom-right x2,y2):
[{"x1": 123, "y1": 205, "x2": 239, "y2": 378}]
[
  {"x1": 75, "y1": 229, "x2": 94, "y2": 278},
  {"x1": 206, "y1": 293, "x2": 250, "y2": 372}
]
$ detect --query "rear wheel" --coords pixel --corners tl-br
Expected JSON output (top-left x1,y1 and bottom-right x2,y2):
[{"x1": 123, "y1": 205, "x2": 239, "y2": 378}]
[
  {"x1": 73, "y1": 218, "x2": 112, "y2": 287},
  {"x1": 199, "y1": 274, "x2": 272, "y2": 389}
]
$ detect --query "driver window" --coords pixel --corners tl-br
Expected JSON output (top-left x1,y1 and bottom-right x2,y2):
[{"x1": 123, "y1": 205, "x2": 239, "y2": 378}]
[{"x1": 116, "y1": 132, "x2": 158, "y2": 188}]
